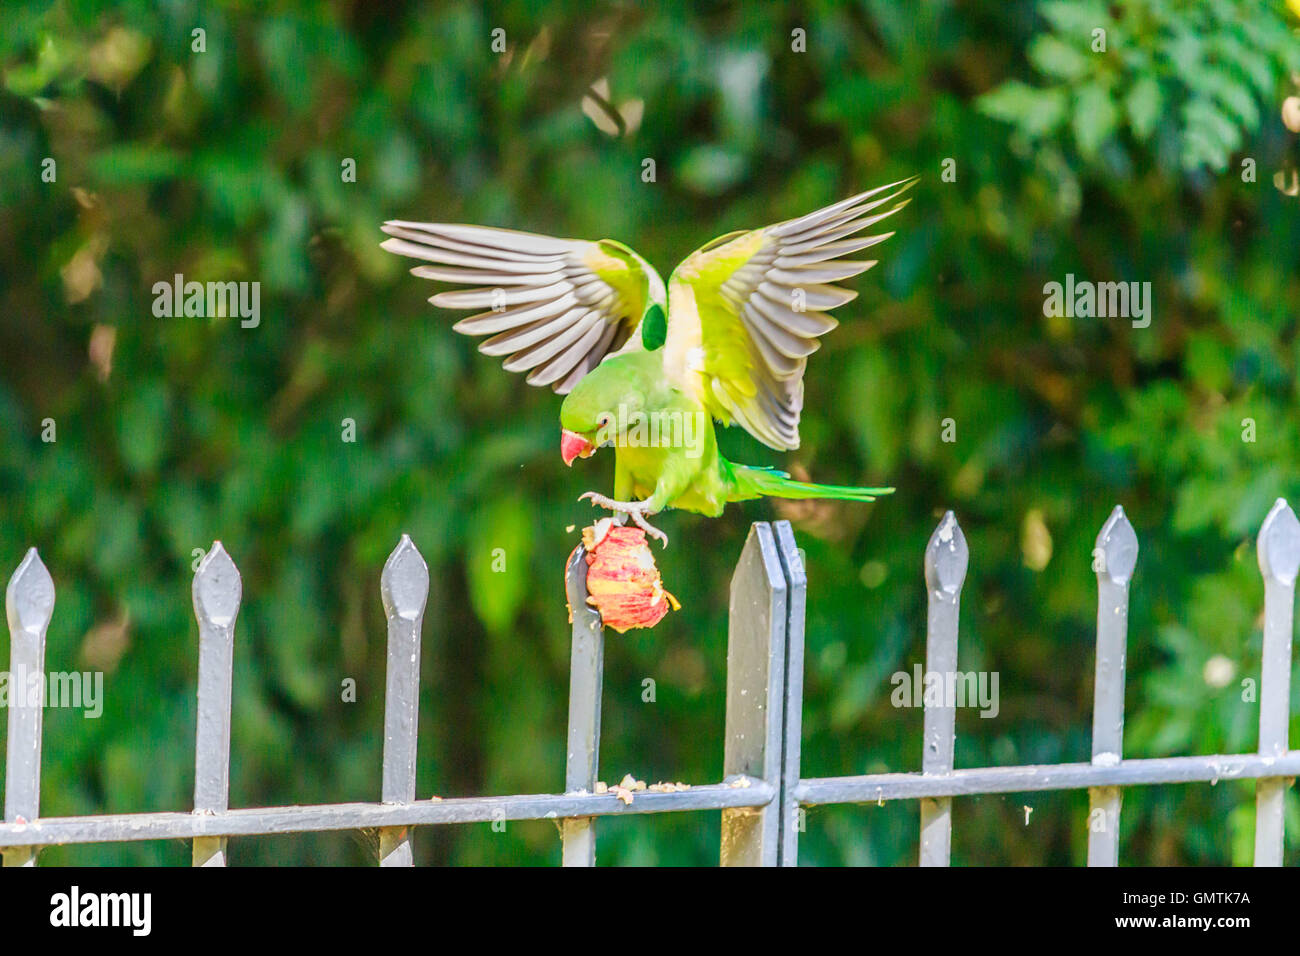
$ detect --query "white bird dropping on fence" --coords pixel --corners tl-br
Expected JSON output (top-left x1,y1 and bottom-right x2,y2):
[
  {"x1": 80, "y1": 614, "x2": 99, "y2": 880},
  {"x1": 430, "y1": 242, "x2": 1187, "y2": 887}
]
[
  {"x1": 378, "y1": 534, "x2": 429, "y2": 867},
  {"x1": 192, "y1": 542, "x2": 242, "y2": 867},
  {"x1": 1254, "y1": 498, "x2": 1299, "y2": 867},
  {"x1": 1088, "y1": 505, "x2": 1138, "y2": 867},
  {"x1": 919, "y1": 510, "x2": 968, "y2": 867},
  {"x1": 3, "y1": 549, "x2": 54, "y2": 868}
]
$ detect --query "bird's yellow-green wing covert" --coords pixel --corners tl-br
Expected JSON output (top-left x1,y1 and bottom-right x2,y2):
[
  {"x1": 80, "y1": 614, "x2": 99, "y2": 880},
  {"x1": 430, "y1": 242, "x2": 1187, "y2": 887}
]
[
  {"x1": 382, "y1": 221, "x2": 665, "y2": 393},
  {"x1": 663, "y1": 178, "x2": 916, "y2": 449}
]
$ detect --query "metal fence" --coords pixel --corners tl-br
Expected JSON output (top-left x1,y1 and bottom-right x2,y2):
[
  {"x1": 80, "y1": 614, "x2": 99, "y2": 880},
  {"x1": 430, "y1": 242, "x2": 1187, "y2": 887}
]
[{"x1": 1, "y1": 500, "x2": 1297, "y2": 866}]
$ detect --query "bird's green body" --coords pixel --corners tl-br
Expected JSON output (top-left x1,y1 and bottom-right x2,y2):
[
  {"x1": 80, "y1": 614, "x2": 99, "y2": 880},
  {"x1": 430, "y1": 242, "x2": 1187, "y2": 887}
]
[
  {"x1": 560, "y1": 350, "x2": 890, "y2": 519},
  {"x1": 382, "y1": 178, "x2": 915, "y2": 543}
]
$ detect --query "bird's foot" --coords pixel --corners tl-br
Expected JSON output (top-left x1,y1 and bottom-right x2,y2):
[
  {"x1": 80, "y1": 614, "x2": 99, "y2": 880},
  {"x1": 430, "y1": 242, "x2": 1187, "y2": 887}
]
[{"x1": 579, "y1": 492, "x2": 669, "y2": 548}]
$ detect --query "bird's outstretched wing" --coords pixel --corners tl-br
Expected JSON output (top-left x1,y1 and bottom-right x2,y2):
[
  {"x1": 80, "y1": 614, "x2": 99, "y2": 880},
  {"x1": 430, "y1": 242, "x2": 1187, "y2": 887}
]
[
  {"x1": 381, "y1": 222, "x2": 665, "y2": 393},
  {"x1": 663, "y1": 178, "x2": 916, "y2": 450}
]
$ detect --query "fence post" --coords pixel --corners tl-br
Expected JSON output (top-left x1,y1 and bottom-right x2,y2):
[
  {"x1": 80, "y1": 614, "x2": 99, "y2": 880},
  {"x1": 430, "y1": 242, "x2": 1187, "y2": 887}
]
[
  {"x1": 561, "y1": 544, "x2": 605, "y2": 866},
  {"x1": 1088, "y1": 505, "x2": 1139, "y2": 866},
  {"x1": 1254, "y1": 498, "x2": 1299, "y2": 867},
  {"x1": 192, "y1": 542, "x2": 241, "y2": 867},
  {"x1": 721, "y1": 522, "x2": 787, "y2": 867},
  {"x1": 919, "y1": 511, "x2": 967, "y2": 867},
  {"x1": 3, "y1": 549, "x2": 54, "y2": 868},
  {"x1": 378, "y1": 535, "x2": 430, "y2": 866},
  {"x1": 773, "y1": 521, "x2": 806, "y2": 867}
]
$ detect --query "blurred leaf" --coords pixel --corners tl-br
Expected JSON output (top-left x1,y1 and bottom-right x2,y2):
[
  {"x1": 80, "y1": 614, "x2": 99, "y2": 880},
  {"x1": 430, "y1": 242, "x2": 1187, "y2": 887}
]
[
  {"x1": 1073, "y1": 84, "x2": 1117, "y2": 158},
  {"x1": 1028, "y1": 34, "x2": 1091, "y2": 82},
  {"x1": 978, "y1": 81, "x2": 1067, "y2": 138},
  {"x1": 115, "y1": 380, "x2": 170, "y2": 475},
  {"x1": 90, "y1": 145, "x2": 185, "y2": 184},
  {"x1": 1125, "y1": 76, "x2": 1163, "y2": 141},
  {"x1": 676, "y1": 144, "x2": 748, "y2": 195},
  {"x1": 466, "y1": 494, "x2": 535, "y2": 634}
]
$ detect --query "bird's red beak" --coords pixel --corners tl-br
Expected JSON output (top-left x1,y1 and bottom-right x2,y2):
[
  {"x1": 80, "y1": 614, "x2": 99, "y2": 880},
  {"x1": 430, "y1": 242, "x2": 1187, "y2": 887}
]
[{"x1": 561, "y1": 429, "x2": 596, "y2": 466}]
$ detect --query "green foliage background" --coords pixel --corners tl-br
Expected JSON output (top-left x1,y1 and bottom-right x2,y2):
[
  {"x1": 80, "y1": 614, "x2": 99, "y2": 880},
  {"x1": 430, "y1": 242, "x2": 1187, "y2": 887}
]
[{"x1": 1, "y1": 0, "x2": 1299, "y2": 865}]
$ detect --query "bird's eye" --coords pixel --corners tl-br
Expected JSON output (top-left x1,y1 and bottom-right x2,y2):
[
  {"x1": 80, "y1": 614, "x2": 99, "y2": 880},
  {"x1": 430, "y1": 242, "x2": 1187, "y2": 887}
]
[{"x1": 596, "y1": 413, "x2": 612, "y2": 429}]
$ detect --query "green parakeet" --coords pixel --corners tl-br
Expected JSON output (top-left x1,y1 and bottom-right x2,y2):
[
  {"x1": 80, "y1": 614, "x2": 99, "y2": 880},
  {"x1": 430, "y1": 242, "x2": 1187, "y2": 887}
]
[{"x1": 382, "y1": 177, "x2": 915, "y2": 545}]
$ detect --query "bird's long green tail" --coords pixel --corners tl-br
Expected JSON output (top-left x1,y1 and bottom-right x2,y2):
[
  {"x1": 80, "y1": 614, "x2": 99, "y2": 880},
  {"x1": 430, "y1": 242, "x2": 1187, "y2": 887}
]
[{"x1": 728, "y1": 464, "x2": 894, "y2": 503}]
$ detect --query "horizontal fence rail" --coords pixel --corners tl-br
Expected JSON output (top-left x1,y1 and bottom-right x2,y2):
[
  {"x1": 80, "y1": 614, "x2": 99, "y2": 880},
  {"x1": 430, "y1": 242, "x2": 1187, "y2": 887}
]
[
  {"x1": 1, "y1": 503, "x2": 1297, "y2": 865},
  {"x1": 793, "y1": 752, "x2": 1300, "y2": 803},
  {"x1": 0, "y1": 784, "x2": 777, "y2": 849}
]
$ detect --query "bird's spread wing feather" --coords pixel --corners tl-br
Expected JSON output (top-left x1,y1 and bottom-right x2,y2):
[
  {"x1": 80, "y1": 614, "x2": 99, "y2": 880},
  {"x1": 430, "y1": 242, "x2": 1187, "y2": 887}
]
[
  {"x1": 664, "y1": 178, "x2": 916, "y2": 450},
  {"x1": 381, "y1": 222, "x2": 664, "y2": 393}
]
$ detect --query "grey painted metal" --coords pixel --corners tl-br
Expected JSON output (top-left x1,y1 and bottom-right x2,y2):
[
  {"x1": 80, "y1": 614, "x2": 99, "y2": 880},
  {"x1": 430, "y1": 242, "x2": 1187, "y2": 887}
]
[
  {"x1": 2, "y1": 549, "x2": 54, "y2": 868},
  {"x1": 1253, "y1": 498, "x2": 1299, "y2": 866},
  {"x1": 0, "y1": 781, "x2": 777, "y2": 848},
  {"x1": 795, "y1": 750, "x2": 1300, "y2": 804},
  {"x1": 378, "y1": 534, "x2": 430, "y2": 867},
  {"x1": 191, "y1": 542, "x2": 241, "y2": 867},
  {"x1": 772, "y1": 521, "x2": 806, "y2": 867},
  {"x1": 1088, "y1": 506, "x2": 1138, "y2": 867},
  {"x1": 5, "y1": 504, "x2": 1294, "y2": 868},
  {"x1": 919, "y1": 511, "x2": 967, "y2": 867},
  {"x1": 720, "y1": 522, "x2": 787, "y2": 866},
  {"x1": 561, "y1": 544, "x2": 604, "y2": 866}
]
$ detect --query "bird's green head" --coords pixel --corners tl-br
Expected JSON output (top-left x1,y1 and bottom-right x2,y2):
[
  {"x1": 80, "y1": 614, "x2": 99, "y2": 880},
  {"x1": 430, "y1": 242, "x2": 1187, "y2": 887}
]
[{"x1": 558, "y1": 354, "x2": 653, "y2": 466}]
